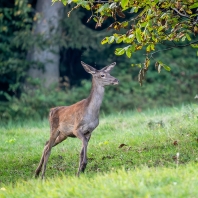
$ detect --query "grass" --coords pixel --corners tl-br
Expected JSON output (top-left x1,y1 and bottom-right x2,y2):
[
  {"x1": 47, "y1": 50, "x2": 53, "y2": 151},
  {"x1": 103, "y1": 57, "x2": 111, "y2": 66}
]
[{"x1": 0, "y1": 104, "x2": 198, "y2": 197}]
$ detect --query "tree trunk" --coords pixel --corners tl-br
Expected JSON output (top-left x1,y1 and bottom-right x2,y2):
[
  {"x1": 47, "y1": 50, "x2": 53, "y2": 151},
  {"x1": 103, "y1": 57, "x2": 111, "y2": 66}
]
[{"x1": 28, "y1": 0, "x2": 63, "y2": 87}]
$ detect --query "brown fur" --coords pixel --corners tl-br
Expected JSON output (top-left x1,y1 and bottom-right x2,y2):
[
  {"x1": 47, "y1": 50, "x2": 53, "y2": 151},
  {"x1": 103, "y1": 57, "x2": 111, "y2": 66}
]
[{"x1": 35, "y1": 61, "x2": 119, "y2": 179}]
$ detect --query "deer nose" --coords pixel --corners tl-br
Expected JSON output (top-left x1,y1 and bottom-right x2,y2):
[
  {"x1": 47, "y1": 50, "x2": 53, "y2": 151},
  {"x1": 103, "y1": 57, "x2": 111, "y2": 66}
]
[{"x1": 113, "y1": 78, "x2": 119, "y2": 85}]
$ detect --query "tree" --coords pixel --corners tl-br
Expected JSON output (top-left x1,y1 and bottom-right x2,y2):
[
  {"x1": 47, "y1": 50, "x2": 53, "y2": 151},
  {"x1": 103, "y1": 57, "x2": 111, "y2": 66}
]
[
  {"x1": 28, "y1": 0, "x2": 64, "y2": 87},
  {"x1": 0, "y1": 0, "x2": 34, "y2": 98},
  {"x1": 54, "y1": 0, "x2": 198, "y2": 85}
]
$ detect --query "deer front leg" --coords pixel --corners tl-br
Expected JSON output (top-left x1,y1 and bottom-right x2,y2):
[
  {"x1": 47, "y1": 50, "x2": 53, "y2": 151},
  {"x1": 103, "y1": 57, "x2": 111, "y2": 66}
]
[
  {"x1": 78, "y1": 135, "x2": 91, "y2": 176},
  {"x1": 76, "y1": 133, "x2": 91, "y2": 177},
  {"x1": 77, "y1": 137, "x2": 88, "y2": 177}
]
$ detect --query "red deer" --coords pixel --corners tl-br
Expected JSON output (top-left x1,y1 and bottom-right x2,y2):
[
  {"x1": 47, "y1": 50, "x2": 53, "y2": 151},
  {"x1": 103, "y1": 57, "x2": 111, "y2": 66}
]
[{"x1": 35, "y1": 61, "x2": 119, "y2": 179}]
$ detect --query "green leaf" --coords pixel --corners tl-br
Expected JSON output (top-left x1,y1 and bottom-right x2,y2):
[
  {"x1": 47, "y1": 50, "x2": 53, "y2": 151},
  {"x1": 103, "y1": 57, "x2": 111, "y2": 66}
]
[
  {"x1": 97, "y1": 5, "x2": 105, "y2": 13},
  {"x1": 128, "y1": 34, "x2": 134, "y2": 39},
  {"x1": 115, "y1": 48, "x2": 125, "y2": 56},
  {"x1": 135, "y1": 28, "x2": 142, "y2": 43},
  {"x1": 181, "y1": 36, "x2": 186, "y2": 42},
  {"x1": 101, "y1": 37, "x2": 108, "y2": 45},
  {"x1": 140, "y1": 22, "x2": 148, "y2": 28},
  {"x1": 131, "y1": 63, "x2": 141, "y2": 68},
  {"x1": 126, "y1": 47, "x2": 131, "y2": 58},
  {"x1": 3, "y1": 92, "x2": 12, "y2": 101},
  {"x1": 189, "y1": 3, "x2": 198, "y2": 9},
  {"x1": 61, "y1": 0, "x2": 67, "y2": 6},
  {"x1": 123, "y1": 37, "x2": 131, "y2": 43},
  {"x1": 146, "y1": 45, "x2": 151, "y2": 52},
  {"x1": 130, "y1": 44, "x2": 136, "y2": 52},
  {"x1": 116, "y1": 36, "x2": 123, "y2": 43},
  {"x1": 93, "y1": 17, "x2": 98, "y2": 22},
  {"x1": 191, "y1": 44, "x2": 198, "y2": 48},
  {"x1": 130, "y1": 7, "x2": 139, "y2": 13},
  {"x1": 121, "y1": 21, "x2": 128, "y2": 28},
  {"x1": 162, "y1": 64, "x2": 171, "y2": 71},
  {"x1": 121, "y1": 0, "x2": 129, "y2": 9},
  {"x1": 158, "y1": 26, "x2": 164, "y2": 32},
  {"x1": 113, "y1": 33, "x2": 119, "y2": 37},
  {"x1": 108, "y1": 36, "x2": 114, "y2": 44},
  {"x1": 186, "y1": 33, "x2": 191, "y2": 41},
  {"x1": 150, "y1": 44, "x2": 155, "y2": 51},
  {"x1": 158, "y1": 61, "x2": 171, "y2": 71},
  {"x1": 84, "y1": 4, "x2": 91, "y2": 10}
]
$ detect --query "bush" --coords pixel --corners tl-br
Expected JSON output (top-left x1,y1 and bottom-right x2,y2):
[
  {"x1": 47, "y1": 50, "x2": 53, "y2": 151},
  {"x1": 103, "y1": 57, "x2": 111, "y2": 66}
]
[{"x1": 0, "y1": 84, "x2": 67, "y2": 120}]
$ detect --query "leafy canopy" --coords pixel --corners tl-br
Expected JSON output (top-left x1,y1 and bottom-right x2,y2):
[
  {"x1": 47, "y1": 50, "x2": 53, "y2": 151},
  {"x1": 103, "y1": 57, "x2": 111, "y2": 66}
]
[{"x1": 53, "y1": 0, "x2": 198, "y2": 84}]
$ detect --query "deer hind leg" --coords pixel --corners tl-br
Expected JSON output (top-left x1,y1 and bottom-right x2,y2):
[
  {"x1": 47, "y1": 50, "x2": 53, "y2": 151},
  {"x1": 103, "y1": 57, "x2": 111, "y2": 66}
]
[
  {"x1": 41, "y1": 130, "x2": 61, "y2": 179},
  {"x1": 35, "y1": 133, "x2": 67, "y2": 178},
  {"x1": 35, "y1": 130, "x2": 60, "y2": 179},
  {"x1": 35, "y1": 140, "x2": 49, "y2": 178}
]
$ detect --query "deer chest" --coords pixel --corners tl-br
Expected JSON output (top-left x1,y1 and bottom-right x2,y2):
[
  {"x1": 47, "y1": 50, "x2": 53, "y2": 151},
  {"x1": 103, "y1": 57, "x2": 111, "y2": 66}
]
[{"x1": 81, "y1": 117, "x2": 99, "y2": 134}]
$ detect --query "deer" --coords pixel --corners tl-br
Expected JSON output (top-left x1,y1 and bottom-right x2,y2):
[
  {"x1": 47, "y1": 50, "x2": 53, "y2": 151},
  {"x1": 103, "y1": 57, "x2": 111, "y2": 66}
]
[{"x1": 35, "y1": 61, "x2": 119, "y2": 179}]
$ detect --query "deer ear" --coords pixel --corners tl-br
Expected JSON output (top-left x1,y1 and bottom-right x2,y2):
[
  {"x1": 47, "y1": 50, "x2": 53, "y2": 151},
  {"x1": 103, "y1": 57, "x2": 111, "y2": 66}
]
[
  {"x1": 101, "y1": 62, "x2": 116, "y2": 73},
  {"x1": 81, "y1": 61, "x2": 96, "y2": 74}
]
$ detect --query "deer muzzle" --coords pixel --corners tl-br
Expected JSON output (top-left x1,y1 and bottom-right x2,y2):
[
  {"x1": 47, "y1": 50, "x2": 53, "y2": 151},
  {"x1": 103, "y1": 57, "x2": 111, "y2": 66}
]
[{"x1": 112, "y1": 78, "x2": 119, "y2": 85}]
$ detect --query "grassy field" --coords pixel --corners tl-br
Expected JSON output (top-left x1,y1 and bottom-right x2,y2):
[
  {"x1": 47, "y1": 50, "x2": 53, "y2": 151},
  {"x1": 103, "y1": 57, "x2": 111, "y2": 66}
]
[{"x1": 0, "y1": 104, "x2": 198, "y2": 197}]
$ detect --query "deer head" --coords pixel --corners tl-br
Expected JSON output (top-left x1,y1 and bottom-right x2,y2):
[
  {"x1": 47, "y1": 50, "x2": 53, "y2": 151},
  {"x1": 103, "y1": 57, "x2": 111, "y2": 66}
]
[{"x1": 81, "y1": 61, "x2": 119, "y2": 87}]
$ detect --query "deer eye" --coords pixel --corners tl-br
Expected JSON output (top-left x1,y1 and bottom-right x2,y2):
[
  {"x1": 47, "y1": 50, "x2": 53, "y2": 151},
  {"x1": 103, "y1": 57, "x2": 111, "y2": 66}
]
[{"x1": 100, "y1": 74, "x2": 105, "y2": 78}]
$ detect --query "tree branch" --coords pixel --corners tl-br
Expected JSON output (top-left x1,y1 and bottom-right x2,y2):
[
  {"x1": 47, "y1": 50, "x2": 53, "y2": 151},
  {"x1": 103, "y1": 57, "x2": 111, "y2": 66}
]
[
  {"x1": 172, "y1": 8, "x2": 190, "y2": 18},
  {"x1": 150, "y1": 40, "x2": 198, "y2": 57}
]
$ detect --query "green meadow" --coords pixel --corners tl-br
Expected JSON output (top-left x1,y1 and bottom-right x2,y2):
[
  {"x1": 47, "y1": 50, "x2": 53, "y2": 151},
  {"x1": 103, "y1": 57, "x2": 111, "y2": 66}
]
[{"x1": 0, "y1": 104, "x2": 198, "y2": 197}]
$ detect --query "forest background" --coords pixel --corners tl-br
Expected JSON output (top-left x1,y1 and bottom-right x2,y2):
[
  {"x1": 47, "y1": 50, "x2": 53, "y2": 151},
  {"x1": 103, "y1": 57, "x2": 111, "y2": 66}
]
[{"x1": 0, "y1": 0, "x2": 198, "y2": 121}]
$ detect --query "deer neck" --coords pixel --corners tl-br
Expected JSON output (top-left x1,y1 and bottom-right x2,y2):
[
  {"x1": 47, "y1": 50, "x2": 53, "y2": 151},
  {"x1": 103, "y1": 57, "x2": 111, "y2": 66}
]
[{"x1": 86, "y1": 78, "x2": 104, "y2": 115}]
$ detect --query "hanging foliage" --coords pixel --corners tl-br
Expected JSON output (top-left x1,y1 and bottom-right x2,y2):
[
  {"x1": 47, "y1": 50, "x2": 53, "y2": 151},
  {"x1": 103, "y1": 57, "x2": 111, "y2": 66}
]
[{"x1": 54, "y1": 0, "x2": 198, "y2": 84}]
